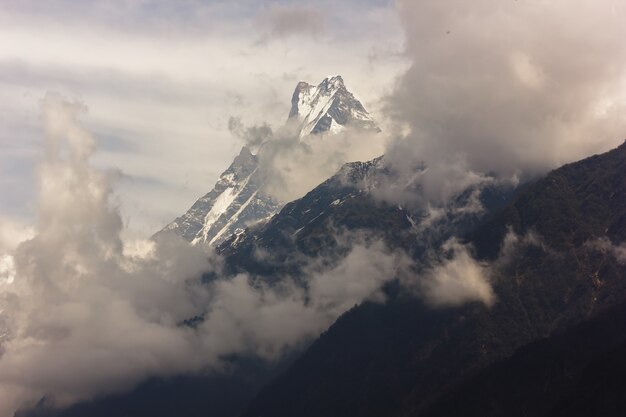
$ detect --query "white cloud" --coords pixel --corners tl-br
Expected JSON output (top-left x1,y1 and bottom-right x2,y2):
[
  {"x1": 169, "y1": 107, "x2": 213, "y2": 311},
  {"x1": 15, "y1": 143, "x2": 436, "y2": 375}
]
[
  {"x1": 420, "y1": 239, "x2": 495, "y2": 308},
  {"x1": 384, "y1": 0, "x2": 626, "y2": 205},
  {"x1": 585, "y1": 236, "x2": 626, "y2": 265},
  {"x1": 0, "y1": 256, "x2": 16, "y2": 285},
  {"x1": 0, "y1": 218, "x2": 34, "y2": 254}
]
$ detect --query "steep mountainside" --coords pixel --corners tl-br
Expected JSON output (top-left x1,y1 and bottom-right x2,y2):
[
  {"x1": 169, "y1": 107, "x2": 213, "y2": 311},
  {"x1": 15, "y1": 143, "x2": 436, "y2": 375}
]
[
  {"x1": 21, "y1": 149, "x2": 516, "y2": 417},
  {"x1": 473, "y1": 139, "x2": 626, "y2": 258},
  {"x1": 218, "y1": 155, "x2": 514, "y2": 278},
  {"x1": 421, "y1": 301, "x2": 626, "y2": 417},
  {"x1": 156, "y1": 147, "x2": 280, "y2": 246},
  {"x1": 158, "y1": 75, "x2": 378, "y2": 246},
  {"x1": 15, "y1": 354, "x2": 300, "y2": 417},
  {"x1": 240, "y1": 142, "x2": 626, "y2": 417}
]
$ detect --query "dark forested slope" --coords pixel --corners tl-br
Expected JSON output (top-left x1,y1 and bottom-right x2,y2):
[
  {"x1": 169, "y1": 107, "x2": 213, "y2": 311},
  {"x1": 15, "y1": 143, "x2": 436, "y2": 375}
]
[{"x1": 241, "y1": 142, "x2": 626, "y2": 417}]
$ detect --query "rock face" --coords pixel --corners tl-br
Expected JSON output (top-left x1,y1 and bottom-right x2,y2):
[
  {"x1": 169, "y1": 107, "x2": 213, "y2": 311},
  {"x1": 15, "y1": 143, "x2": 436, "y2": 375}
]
[{"x1": 157, "y1": 75, "x2": 378, "y2": 246}]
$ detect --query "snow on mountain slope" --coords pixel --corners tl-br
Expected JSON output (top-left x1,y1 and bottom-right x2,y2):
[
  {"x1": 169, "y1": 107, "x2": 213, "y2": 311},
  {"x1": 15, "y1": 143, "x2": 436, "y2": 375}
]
[
  {"x1": 157, "y1": 76, "x2": 378, "y2": 246},
  {"x1": 156, "y1": 147, "x2": 280, "y2": 246},
  {"x1": 288, "y1": 75, "x2": 378, "y2": 137}
]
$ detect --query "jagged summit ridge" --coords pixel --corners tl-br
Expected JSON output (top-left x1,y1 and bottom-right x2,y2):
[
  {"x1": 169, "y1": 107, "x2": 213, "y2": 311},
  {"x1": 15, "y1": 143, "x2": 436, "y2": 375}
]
[{"x1": 288, "y1": 75, "x2": 378, "y2": 137}]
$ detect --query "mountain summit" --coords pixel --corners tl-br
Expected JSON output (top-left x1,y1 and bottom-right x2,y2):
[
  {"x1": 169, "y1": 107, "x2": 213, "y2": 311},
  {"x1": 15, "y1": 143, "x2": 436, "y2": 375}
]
[
  {"x1": 157, "y1": 76, "x2": 378, "y2": 246},
  {"x1": 288, "y1": 75, "x2": 378, "y2": 137}
]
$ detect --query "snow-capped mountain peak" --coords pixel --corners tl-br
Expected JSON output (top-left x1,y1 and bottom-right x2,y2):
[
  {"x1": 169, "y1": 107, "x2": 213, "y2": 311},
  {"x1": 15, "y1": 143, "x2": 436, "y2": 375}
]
[
  {"x1": 288, "y1": 75, "x2": 378, "y2": 137},
  {"x1": 157, "y1": 76, "x2": 379, "y2": 246}
]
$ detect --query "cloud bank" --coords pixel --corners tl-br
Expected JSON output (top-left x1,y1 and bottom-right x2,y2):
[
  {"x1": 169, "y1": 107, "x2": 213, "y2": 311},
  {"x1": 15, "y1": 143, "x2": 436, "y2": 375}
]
[{"x1": 384, "y1": 0, "x2": 626, "y2": 203}]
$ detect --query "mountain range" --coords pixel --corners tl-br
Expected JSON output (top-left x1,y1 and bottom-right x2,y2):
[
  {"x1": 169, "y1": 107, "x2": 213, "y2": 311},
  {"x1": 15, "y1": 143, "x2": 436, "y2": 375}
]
[
  {"x1": 240, "y1": 140, "x2": 626, "y2": 417},
  {"x1": 18, "y1": 77, "x2": 626, "y2": 417}
]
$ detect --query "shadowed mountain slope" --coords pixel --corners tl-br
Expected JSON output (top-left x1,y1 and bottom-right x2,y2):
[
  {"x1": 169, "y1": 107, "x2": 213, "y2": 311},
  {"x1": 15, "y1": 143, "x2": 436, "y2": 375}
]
[{"x1": 240, "y1": 142, "x2": 626, "y2": 417}]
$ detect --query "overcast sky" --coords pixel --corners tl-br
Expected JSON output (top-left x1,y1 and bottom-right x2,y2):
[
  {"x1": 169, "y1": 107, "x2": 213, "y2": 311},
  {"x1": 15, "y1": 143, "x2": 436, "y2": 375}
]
[
  {"x1": 0, "y1": 0, "x2": 407, "y2": 239},
  {"x1": 2, "y1": 0, "x2": 625, "y2": 242}
]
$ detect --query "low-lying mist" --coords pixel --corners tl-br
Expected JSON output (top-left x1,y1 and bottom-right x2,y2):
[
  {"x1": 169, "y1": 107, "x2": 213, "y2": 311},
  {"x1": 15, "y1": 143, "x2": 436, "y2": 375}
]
[
  {"x1": 0, "y1": 93, "x2": 500, "y2": 416},
  {"x1": 0, "y1": 94, "x2": 414, "y2": 416}
]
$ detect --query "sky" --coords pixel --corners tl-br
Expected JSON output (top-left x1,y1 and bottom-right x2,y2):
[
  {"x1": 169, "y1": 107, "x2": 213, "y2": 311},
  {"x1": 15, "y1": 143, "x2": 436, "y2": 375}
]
[{"x1": 0, "y1": 0, "x2": 407, "y2": 240}]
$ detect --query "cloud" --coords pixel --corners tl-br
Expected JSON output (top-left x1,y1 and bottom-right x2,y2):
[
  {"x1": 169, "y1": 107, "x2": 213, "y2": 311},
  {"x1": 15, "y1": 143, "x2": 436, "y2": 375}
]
[
  {"x1": 495, "y1": 228, "x2": 545, "y2": 265},
  {"x1": 200, "y1": 237, "x2": 409, "y2": 360},
  {"x1": 585, "y1": 237, "x2": 626, "y2": 265},
  {"x1": 231, "y1": 119, "x2": 387, "y2": 203},
  {"x1": 420, "y1": 239, "x2": 494, "y2": 308},
  {"x1": 0, "y1": 217, "x2": 33, "y2": 286},
  {"x1": 257, "y1": 4, "x2": 325, "y2": 41},
  {"x1": 0, "y1": 256, "x2": 15, "y2": 285},
  {"x1": 228, "y1": 116, "x2": 273, "y2": 152},
  {"x1": 0, "y1": 93, "x2": 207, "y2": 412},
  {"x1": 369, "y1": 153, "x2": 519, "y2": 209},
  {"x1": 0, "y1": 218, "x2": 34, "y2": 254},
  {"x1": 0, "y1": 94, "x2": 404, "y2": 416},
  {"x1": 384, "y1": 0, "x2": 626, "y2": 204},
  {"x1": 306, "y1": 237, "x2": 412, "y2": 315}
]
